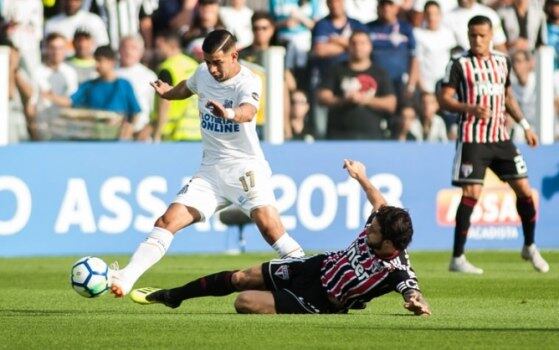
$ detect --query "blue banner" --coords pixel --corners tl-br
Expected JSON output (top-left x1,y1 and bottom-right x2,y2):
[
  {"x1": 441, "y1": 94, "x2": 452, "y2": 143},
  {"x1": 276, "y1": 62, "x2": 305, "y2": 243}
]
[{"x1": 1, "y1": 142, "x2": 558, "y2": 256}]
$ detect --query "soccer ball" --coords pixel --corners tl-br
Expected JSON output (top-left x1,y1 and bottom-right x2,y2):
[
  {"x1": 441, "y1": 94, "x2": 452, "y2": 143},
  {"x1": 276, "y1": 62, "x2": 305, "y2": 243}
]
[{"x1": 70, "y1": 257, "x2": 109, "y2": 298}]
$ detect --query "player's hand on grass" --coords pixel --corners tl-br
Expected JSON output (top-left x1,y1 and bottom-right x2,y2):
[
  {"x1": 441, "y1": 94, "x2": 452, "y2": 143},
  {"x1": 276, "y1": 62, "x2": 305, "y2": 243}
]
[
  {"x1": 524, "y1": 129, "x2": 538, "y2": 148},
  {"x1": 206, "y1": 100, "x2": 227, "y2": 118},
  {"x1": 150, "y1": 80, "x2": 173, "y2": 98},
  {"x1": 404, "y1": 292, "x2": 431, "y2": 316},
  {"x1": 343, "y1": 159, "x2": 367, "y2": 181}
]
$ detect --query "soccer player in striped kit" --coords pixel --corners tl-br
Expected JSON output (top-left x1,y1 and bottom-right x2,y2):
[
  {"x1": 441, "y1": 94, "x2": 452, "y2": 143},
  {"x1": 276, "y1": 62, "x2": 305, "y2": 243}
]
[
  {"x1": 439, "y1": 15, "x2": 549, "y2": 274},
  {"x1": 130, "y1": 159, "x2": 431, "y2": 315}
]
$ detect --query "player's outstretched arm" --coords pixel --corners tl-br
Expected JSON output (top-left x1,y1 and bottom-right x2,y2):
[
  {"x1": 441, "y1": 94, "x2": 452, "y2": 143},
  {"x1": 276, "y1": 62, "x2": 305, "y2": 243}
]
[
  {"x1": 150, "y1": 79, "x2": 193, "y2": 100},
  {"x1": 403, "y1": 289, "x2": 431, "y2": 316},
  {"x1": 343, "y1": 159, "x2": 387, "y2": 211}
]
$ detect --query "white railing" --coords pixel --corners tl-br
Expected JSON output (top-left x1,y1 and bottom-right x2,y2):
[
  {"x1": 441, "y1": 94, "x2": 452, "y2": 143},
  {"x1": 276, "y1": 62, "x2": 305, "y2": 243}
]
[
  {"x1": 0, "y1": 46, "x2": 9, "y2": 146},
  {"x1": 263, "y1": 46, "x2": 285, "y2": 145},
  {"x1": 535, "y1": 46, "x2": 555, "y2": 145}
]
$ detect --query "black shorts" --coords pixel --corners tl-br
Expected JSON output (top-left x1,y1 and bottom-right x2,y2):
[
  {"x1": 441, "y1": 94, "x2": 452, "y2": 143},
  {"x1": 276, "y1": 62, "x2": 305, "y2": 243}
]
[
  {"x1": 261, "y1": 255, "x2": 340, "y2": 314},
  {"x1": 451, "y1": 140, "x2": 528, "y2": 186}
]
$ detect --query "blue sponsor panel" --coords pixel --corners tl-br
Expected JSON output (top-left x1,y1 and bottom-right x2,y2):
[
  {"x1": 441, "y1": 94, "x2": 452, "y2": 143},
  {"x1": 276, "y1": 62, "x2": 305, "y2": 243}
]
[{"x1": 0, "y1": 142, "x2": 558, "y2": 256}]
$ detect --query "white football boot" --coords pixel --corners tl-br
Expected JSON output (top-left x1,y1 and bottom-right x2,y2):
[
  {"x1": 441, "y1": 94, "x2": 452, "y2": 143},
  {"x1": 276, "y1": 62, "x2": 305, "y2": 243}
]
[
  {"x1": 449, "y1": 255, "x2": 484, "y2": 274},
  {"x1": 521, "y1": 244, "x2": 550, "y2": 273}
]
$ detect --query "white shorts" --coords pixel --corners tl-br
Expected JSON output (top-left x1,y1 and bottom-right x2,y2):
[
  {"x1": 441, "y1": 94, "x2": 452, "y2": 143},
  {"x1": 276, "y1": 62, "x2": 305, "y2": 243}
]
[{"x1": 173, "y1": 159, "x2": 276, "y2": 221}]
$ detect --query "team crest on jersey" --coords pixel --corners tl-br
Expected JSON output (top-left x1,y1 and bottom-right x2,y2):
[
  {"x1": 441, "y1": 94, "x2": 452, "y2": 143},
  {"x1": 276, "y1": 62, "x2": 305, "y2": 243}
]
[
  {"x1": 274, "y1": 265, "x2": 289, "y2": 280},
  {"x1": 223, "y1": 99, "x2": 233, "y2": 108},
  {"x1": 461, "y1": 163, "x2": 473, "y2": 177}
]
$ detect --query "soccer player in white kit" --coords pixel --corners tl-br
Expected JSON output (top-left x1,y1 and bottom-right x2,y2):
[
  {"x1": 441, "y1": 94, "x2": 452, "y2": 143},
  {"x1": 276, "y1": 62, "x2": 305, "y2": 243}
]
[{"x1": 110, "y1": 30, "x2": 305, "y2": 297}]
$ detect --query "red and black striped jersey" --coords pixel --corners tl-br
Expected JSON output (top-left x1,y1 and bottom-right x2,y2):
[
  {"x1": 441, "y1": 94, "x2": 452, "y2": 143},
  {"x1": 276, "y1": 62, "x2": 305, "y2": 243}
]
[
  {"x1": 442, "y1": 50, "x2": 512, "y2": 143},
  {"x1": 320, "y1": 230, "x2": 420, "y2": 308}
]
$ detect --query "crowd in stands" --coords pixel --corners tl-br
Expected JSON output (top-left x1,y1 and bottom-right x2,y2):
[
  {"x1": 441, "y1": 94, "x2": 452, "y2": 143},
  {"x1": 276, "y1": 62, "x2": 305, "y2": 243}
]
[{"x1": 0, "y1": 0, "x2": 557, "y2": 142}]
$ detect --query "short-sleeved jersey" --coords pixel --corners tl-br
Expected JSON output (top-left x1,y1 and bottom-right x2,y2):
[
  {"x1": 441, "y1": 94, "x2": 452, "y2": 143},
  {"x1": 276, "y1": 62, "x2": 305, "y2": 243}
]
[
  {"x1": 186, "y1": 64, "x2": 264, "y2": 165},
  {"x1": 441, "y1": 50, "x2": 511, "y2": 143},
  {"x1": 320, "y1": 230, "x2": 420, "y2": 308}
]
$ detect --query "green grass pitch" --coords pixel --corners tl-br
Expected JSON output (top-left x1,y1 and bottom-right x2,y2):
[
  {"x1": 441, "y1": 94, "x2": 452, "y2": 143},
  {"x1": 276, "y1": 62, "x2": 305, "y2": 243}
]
[{"x1": 1, "y1": 251, "x2": 558, "y2": 349}]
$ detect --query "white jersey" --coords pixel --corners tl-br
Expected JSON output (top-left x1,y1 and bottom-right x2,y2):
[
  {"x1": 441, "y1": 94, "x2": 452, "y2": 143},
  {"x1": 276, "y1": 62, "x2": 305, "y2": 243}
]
[{"x1": 186, "y1": 63, "x2": 264, "y2": 165}]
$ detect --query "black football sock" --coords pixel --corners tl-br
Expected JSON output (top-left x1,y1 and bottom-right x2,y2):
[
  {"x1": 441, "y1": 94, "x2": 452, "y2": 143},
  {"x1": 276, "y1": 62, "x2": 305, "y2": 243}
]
[
  {"x1": 163, "y1": 270, "x2": 238, "y2": 305},
  {"x1": 516, "y1": 196, "x2": 536, "y2": 246},
  {"x1": 453, "y1": 196, "x2": 477, "y2": 257}
]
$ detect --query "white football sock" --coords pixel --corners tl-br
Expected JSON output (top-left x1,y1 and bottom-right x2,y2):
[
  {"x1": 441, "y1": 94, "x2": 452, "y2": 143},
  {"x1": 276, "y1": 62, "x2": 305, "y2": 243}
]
[
  {"x1": 272, "y1": 232, "x2": 305, "y2": 258},
  {"x1": 119, "y1": 227, "x2": 174, "y2": 290}
]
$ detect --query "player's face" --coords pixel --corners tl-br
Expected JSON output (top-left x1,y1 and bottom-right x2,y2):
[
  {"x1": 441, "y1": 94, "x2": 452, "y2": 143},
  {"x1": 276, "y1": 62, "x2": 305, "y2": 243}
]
[
  {"x1": 204, "y1": 48, "x2": 239, "y2": 82},
  {"x1": 468, "y1": 23, "x2": 493, "y2": 56}
]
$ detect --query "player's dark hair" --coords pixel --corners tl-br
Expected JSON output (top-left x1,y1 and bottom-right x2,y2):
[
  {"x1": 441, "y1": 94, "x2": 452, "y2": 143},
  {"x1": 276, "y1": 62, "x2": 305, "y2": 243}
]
[
  {"x1": 202, "y1": 29, "x2": 237, "y2": 54},
  {"x1": 93, "y1": 45, "x2": 117, "y2": 61},
  {"x1": 468, "y1": 15, "x2": 492, "y2": 29},
  {"x1": 424, "y1": 0, "x2": 440, "y2": 11},
  {"x1": 376, "y1": 206, "x2": 413, "y2": 251},
  {"x1": 45, "y1": 32, "x2": 67, "y2": 44}
]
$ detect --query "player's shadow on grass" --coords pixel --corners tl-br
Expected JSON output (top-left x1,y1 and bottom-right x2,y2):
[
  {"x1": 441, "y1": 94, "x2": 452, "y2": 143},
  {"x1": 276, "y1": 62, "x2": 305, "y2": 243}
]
[{"x1": 542, "y1": 165, "x2": 559, "y2": 200}]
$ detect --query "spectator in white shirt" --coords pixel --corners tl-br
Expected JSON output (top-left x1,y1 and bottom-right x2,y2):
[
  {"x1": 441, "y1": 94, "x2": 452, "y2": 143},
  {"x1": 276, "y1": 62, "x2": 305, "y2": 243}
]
[
  {"x1": 443, "y1": 0, "x2": 507, "y2": 51},
  {"x1": 498, "y1": 0, "x2": 546, "y2": 51},
  {"x1": 116, "y1": 35, "x2": 157, "y2": 139},
  {"x1": 45, "y1": 0, "x2": 109, "y2": 48},
  {"x1": 410, "y1": 92, "x2": 448, "y2": 142},
  {"x1": 414, "y1": 1, "x2": 456, "y2": 93},
  {"x1": 219, "y1": 0, "x2": 253, "y2": 50},
  {"x1": 35, "y1": 32, "x2": 79, "y2": 140},
  {"x1": 0, "y1": 0, "x2": 43, "y2": 80}
]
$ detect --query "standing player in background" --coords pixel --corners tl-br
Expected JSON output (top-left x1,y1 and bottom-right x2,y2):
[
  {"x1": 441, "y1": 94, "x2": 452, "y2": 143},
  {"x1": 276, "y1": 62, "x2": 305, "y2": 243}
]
[
  {"x1": 110, "y1": 30, "x2": 305, "y2": 297},
  {"x1": 438, "y1": 16, "x2": 549, "y2": 274},
  {"x1": 130, "y1": 159, "x2": 431, "y2": 316}
]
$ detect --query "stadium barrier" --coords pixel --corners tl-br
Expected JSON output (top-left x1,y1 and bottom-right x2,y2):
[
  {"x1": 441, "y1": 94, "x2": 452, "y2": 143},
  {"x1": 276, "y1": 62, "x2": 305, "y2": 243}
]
[{"x1": 1, "y1": 142, "x2": 558, "y2": 256}]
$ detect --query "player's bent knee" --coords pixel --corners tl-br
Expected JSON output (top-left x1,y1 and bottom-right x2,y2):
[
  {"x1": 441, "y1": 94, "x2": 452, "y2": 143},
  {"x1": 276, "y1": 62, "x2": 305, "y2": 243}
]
[
  {"x1": 231, "y1": 271, "x2": 249, "y2": 290},
  {"x1": 234, "y1": 293, "x2": 253, "y2": 314}
]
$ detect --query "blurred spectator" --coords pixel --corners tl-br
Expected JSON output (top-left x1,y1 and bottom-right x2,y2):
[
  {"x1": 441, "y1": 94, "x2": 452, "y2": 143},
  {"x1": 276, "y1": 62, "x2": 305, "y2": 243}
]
[
  {"x1": 67, "y1": 30, "x2": 98, "y2": 84},
  {"x1": 270, "y1": 0, "x2": 319, "y2": 70},
  {"x1": 509, "y1": 49, "x2": 537, "y2": 143},
  {"x1": 311, "y1": 0, "x2": 367, "y2": 138},
  {"x1": 0, "y1": 0, "x2": 43, "y2": 80},
  {"x1": 368, "y1": 0, "x2": 419, "y2": 99},
  {"x1": 152, "y1": 0, "x2": 197, "y2": 37},
  {"x1": 45, "y1": 0, "x2": 109, "y2": 48},
  {"x1": 410, "y1": 92, "x2": 447, "y2": 141},
  {"x1": 34, "y1": 32, "x2": 79, "y2": 140},
  {"x1": 220, "y1": 0, "x2": 253, "y2": 50},
  {"x1": 44, "y1": 46, "x2": 140, "y2": 140},
  {"x1": 443, "y1": 0, "x2": 507, "y2": 52},
  {"x1": 412, "y1": 0, "x2": 457, "y2": 14},
  {"x1": 2, "y1": 37, "x2": 36, "y2": 142},
  {"x1": 116, "y1": 35, "x2": 157, "y2": 139},
  {"x1": 183, "y1": 0, "x2": 224, "y2": 61},
  {"x1": 498, "y1": 0, "x2": 546, "y2": 51},
  {"x1": 546, "y1": 0, "x2": 559, "y2": 70},
  {"x1": 82, "y1": 0, "x2": 159, "y2": 51},
  {"x1": 346, "y1": 0, "x2": 379, "y2": 24},
  {"x1": 240, "y1": 12, "x2": 278, "y2": 65},
  {"x1": 393, "y1": 104, "x2": 417, "y2": 141},
  {"x1": 318, "y1": 30, "x2": 396, "y2": 140},
  {"x1": 152, "y1": 30, "x2": 200, "y2": 141},
  {"x1": 287, "y1": 89, "x2": 314, "y2": 141},
  {"x1": 414, "y1": 1, "x2": 456, "y2": 93}
]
